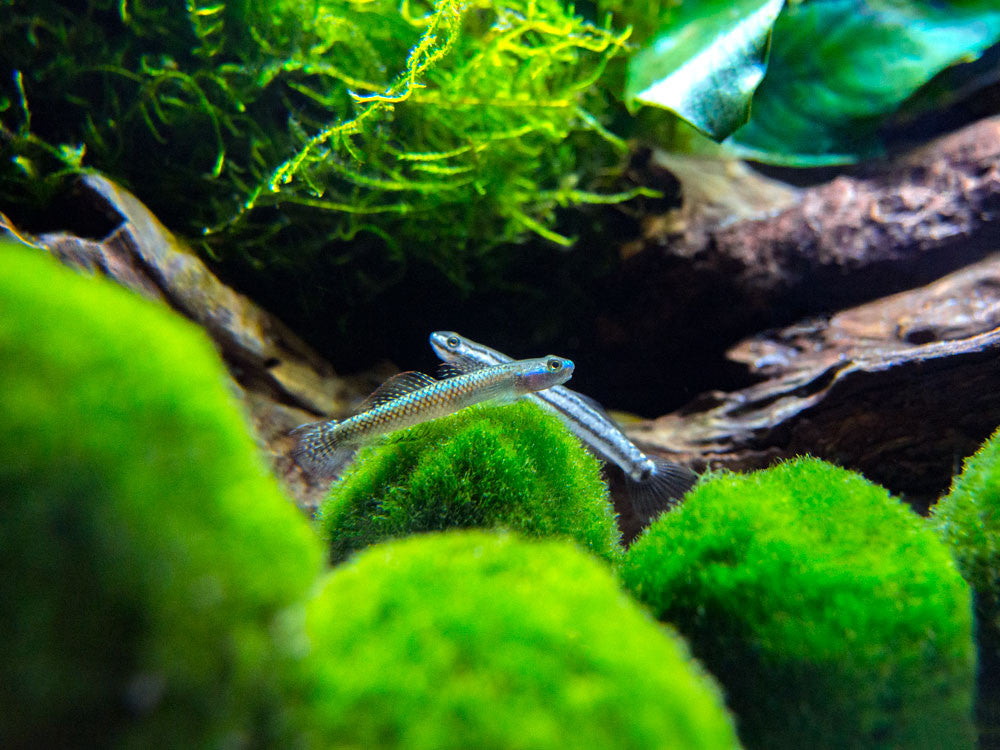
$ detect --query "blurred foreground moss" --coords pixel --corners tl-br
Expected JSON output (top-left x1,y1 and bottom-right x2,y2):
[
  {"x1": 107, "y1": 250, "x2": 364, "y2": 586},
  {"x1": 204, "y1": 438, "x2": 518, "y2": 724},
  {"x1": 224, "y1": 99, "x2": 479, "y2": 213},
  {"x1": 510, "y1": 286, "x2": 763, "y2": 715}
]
[
  {"x1": 622, "y1": 457, "x2": 975, "y2": 750},
  {"x1": 319, "y1": 400, "x2": 621, "y2": 564},
  {"x1": 298, "y1": 530, "x2": 741, "y2": 749},
  {"x1": 0, "y1": 243, "x2": 323, "y2": 747}
]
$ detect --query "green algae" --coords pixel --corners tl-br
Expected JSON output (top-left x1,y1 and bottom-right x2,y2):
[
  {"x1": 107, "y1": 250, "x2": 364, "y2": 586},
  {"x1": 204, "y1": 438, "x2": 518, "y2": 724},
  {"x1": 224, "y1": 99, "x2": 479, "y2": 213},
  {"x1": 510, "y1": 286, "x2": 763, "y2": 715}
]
[
  {"x1": 0, "y1": 242, "x2": 323, "y2": 747},
  {"x1": 1, "y1": 0, "x2": 635, "y2": 286},
  {"x1": 298, "y1": 530, "x2": 742, "y2": 749},
  {"x1": 622, "y1": 457, "x2": 976, "y2": 750},
  {"x1": 319, "y1": 400, "x2": 622, "y2": 564}
]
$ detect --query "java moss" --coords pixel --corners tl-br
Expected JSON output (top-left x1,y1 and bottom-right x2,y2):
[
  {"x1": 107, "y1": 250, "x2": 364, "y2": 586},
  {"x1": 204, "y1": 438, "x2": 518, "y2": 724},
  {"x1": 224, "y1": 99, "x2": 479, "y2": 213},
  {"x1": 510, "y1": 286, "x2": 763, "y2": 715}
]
[
  {"x1": 1, "y1": 0, "x2": 635, "y2": 286},
  {"x1": 0, "y1": 243, "x2": 323, "y2": 747},
  {"x1": 320, "y1": 399, "x2": 622, "y2": 564},
  {"x1": 298, "y1": 530, "x2": 741, "y2": 749},
  {"x1": 621, "y1": 457, "x2": 976, "y2": 750},
  {"x1": 933, "y1": 426, "x2": 1000, "y2": 665}
]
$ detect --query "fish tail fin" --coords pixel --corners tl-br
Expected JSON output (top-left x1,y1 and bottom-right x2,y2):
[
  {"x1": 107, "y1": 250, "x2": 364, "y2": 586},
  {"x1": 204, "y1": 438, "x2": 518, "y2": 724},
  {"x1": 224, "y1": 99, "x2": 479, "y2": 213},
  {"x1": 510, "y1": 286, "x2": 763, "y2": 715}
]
[
  {"x1": 627, "y1": 456, "x2": 698, "y2": 523},
  {"x1": 289, "y1": 419, "x2": 354, "y2": 478}
]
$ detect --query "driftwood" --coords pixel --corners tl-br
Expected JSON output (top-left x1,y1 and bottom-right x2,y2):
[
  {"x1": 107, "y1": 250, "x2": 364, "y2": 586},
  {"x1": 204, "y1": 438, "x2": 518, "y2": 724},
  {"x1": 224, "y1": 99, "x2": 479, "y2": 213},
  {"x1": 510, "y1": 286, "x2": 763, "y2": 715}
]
[
  {"x1": 588, "y1": 116, "x2": 1000, "y2": 415},
  {"x1": 2, "y1": 175, "x2": 374, "y2": 512},
  {"x1": 626, "y1": 255, "x2": 1000, "y2": 519},
  {"x1": 5, "y1": 118, "x2": 1000, "y2": 535}
]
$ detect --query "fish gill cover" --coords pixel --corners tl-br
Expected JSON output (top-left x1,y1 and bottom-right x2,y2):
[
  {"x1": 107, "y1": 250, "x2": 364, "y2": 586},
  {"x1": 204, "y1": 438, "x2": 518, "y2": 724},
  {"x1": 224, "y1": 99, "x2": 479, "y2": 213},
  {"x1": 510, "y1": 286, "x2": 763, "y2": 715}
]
[{"x1": 621, "y1": 457, "x2": 976, "y2": 750}]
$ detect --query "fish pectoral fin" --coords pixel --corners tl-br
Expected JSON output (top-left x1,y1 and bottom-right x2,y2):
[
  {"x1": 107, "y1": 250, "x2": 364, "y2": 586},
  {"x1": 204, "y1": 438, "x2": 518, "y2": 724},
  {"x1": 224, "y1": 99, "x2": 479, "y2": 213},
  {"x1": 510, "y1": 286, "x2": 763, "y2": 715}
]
[
  {"x1": 356, "y1": 371, "x2": 438, "y2": 413},
  {"x1": 489, "y1": 391, "x2": 521, "y2": 406}
]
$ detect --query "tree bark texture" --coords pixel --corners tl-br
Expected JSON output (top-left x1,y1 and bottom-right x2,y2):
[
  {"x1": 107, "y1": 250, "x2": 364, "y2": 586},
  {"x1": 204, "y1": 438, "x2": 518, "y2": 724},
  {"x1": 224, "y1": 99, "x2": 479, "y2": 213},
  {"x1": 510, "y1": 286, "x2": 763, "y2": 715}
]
[
  {"x1": 623, "y1": 255, "x2": 1000, "y2": 522},
  {"x1": 589, "y1": 116, "x2": 1000, "y2": 415}
]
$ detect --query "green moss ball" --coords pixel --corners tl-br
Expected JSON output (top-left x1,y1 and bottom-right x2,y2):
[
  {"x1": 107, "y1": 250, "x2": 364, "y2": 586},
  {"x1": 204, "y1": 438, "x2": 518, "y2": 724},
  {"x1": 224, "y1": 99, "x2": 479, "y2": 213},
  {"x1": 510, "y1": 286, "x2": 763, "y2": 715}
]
[
  {"x1": 621, "y1": 457, "x2": 975, "y2": 749},
  {"x1": 0, "y1": 244, "x2": 323, "y2": 747},
  {"x1": 933, "y1": 427, "x2": 1000, "y2": 664},
  {"x1": 299, "y1": 530, "x2": 740, "y2": 749},
  {"x1": 319, "y1": 400, "x2": 622, "y2": 564}
]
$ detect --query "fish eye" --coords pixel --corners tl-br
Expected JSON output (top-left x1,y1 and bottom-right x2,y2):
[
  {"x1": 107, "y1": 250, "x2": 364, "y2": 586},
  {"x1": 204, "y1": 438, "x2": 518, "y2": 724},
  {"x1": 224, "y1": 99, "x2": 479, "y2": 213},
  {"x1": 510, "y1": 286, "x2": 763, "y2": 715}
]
[
  {"x1": 547, "y1": 358, "x2": 562, "y2": 371},
  {"x1": 446, "y1": 335, "x2": 460, "y2": 349}
]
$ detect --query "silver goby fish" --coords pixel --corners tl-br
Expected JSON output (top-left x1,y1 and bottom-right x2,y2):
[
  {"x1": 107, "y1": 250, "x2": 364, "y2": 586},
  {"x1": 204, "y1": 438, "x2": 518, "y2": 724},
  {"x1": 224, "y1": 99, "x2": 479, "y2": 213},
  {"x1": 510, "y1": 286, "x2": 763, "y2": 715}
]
[
  {"x1": 291, "y1": 354, "x2": 574, "y2": 476},
  {"x1": 430, "y1": 332, "x2": 696, "y2": 520}
]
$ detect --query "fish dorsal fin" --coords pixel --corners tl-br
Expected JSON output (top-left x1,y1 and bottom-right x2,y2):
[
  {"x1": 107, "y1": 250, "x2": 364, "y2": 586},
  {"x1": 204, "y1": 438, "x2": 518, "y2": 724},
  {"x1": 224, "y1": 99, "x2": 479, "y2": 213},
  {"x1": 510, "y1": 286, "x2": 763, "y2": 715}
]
[
  {"x1": 356, "y1": 371, "x2": 437, "y2": 413},
  {"x1": 436, "y1": 355, "x2": 486, "y2": 379},
  {"x1": 435, "y1": 363, "x2": 465, "y2": 380}
]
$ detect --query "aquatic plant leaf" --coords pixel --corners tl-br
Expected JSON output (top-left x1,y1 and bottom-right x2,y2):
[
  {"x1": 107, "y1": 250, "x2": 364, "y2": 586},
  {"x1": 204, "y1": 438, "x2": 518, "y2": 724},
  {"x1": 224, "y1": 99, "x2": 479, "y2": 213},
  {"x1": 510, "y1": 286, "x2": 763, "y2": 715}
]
[
  {"x1": 1, "y1": 0, "x2": 634, "y2": 317},
  {"x1": 625, "y1": 0, "x2": 785, "y2": 141},
  {"x1": 726, "y1": 0, "x2": 1000, "y2": 164}
]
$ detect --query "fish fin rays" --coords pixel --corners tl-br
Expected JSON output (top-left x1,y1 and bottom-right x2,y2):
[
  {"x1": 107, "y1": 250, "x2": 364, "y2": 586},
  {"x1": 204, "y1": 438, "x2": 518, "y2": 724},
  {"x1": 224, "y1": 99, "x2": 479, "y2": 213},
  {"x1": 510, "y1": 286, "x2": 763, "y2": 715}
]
[
  {"x1": 435, "y1": 362, "x2": 465, "y2": 380},
  {"x1": 289, "y1": 419, "x2": 354, "y2": 477},
  {"x1": 356, "y1": 371, "x2": 437, "y2": 412},
  {"x1": 490, "y1": 391, "x2": 521, "y2": 405},
  {"x1": 436, "y1": 355, "x2": 484, "y2": 378},
  {"x1": 627, "y1": 456, "x2": 698, "y2": 522}
]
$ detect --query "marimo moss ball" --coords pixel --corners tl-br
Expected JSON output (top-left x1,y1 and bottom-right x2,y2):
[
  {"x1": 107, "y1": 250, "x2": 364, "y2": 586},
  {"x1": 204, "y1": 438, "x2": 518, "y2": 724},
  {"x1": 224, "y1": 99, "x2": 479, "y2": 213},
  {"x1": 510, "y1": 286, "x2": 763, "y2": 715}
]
[
  {"x1": 621, "y1": 457, "x2": 975, "y2": 750},
  {"x1": 319, "y1": 400, "x2": 622, "y2": 564},
  {"x1": 299, "y1": 530, "x2": 741, "y2": 749},
  {"x1": 933, "y1": 426, "x2": 1000, "y2": 663},
  {"x1": 0, "y1": 244, "x2": 323, "y2": 747}
]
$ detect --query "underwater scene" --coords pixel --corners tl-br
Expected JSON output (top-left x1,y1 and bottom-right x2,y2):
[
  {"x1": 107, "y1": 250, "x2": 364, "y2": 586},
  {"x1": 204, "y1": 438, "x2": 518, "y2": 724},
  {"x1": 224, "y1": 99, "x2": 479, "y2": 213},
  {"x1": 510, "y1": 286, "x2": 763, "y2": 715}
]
[{"x1": 3, "y1": 0, "x2": 1000, "y2": 747}]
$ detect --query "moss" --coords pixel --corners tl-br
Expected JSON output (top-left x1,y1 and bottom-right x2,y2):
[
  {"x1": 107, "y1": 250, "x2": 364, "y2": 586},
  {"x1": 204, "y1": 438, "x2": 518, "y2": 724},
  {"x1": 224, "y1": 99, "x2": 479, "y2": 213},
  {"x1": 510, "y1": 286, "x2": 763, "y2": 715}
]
[
  {"x1": 932, "y1": 427, "x2": 1000, "y2": 665},
  {"x1": 1, "y1": 0, "x2": 635, "y2": 290},
  {"x1": 621, "y1": 457, "x2": 976, "y2": 750},
  {"x1": 298, "y1": 530, "x2": 741, "y2": 749},
  {"x1": 319, "y1": 399, "x2": 622, "y2": 565},
  {"x1": 0, "y1": 243, "x2": 323, "y2": 747}
]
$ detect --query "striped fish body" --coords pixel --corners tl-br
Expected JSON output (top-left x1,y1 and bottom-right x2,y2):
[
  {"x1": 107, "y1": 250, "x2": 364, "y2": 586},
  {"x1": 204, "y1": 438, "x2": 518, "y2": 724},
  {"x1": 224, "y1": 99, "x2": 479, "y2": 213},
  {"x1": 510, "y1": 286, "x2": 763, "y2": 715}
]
[
  {"x1": 430, "y1": 331, "x2": 696, "y2": 520},
  {"x1": 292, "y1": 355, "x2": 573, "y2": 476}
]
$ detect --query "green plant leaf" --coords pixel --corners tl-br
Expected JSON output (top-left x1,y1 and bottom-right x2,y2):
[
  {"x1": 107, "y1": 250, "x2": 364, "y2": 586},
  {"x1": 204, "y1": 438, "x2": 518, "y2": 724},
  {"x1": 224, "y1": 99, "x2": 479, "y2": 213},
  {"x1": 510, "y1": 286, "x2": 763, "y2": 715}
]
[
  {"x1": 726, "y1": 0, "x2": 1000, "y2": 165},
  {"x1": 626, "y1": 0, "x2": 786, "y2": 141}
]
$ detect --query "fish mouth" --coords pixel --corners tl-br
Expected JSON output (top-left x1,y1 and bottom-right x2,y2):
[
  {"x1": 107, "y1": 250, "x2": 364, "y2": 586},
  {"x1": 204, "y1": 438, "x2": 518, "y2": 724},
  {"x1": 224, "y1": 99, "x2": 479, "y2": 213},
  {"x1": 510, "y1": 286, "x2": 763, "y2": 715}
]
[{"x1": 546, "y1": 359, "x2": 574, "y2": 386}]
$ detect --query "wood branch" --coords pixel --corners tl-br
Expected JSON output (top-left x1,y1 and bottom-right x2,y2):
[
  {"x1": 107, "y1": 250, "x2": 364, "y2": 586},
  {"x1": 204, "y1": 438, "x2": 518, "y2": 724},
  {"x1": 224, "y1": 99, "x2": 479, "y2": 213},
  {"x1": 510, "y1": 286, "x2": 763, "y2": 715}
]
[
  {"x1": 627, "y1": 255, "x2": 1000, "y2": 515},
  {"x1": 7, "y1": 123, "x2": 1000, "y2": 534},
  {"x1": 2, "y1": 175, "x2": 374, "y2": 512},
  {"x1": 588, "y1": 116, "x2": 1000, "y2": 414}
]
